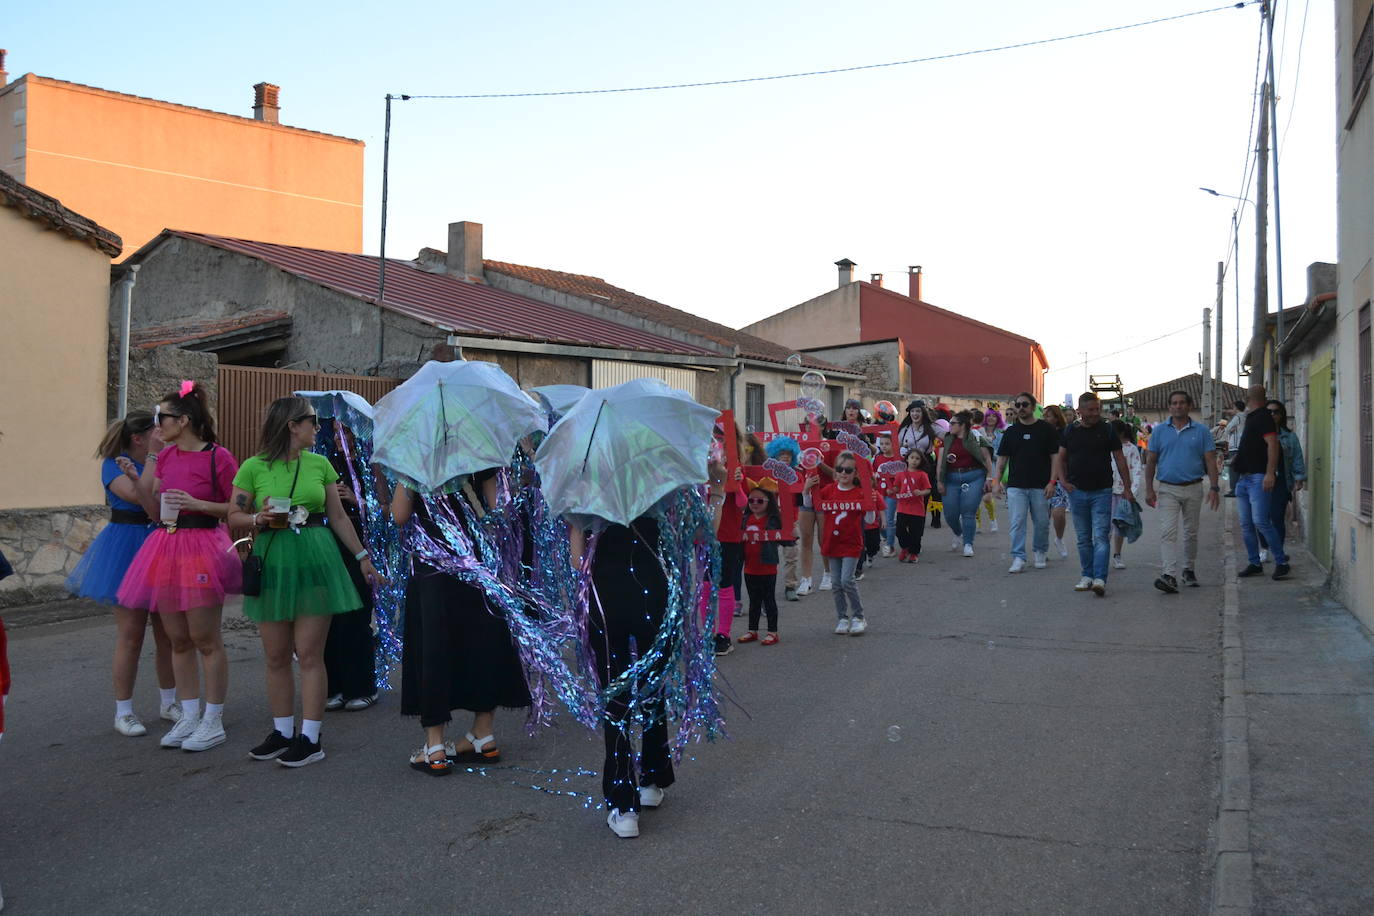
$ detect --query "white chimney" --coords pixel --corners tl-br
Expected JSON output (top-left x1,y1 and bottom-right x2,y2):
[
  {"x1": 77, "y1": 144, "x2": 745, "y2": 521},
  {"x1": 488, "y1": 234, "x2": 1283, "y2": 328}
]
[
  {"x1": 835, "y1": 258, "x2": 856, "y2": 287},
  {"x1": 447, "y1": 221, "x2": 484, "y2": 281}
]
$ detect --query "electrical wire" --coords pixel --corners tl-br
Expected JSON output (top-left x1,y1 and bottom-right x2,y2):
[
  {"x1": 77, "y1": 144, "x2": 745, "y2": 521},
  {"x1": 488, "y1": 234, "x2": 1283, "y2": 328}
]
[
  {"x1": 1219, "y1": 10, "x2": 1269, "y2": 280},
  {"x1": 399, "y1": 3, "x2": 1256, "y2": 101},
  {"x1": 1279, "y1": 0, "x2": 1312, "y2": 150},
  {"x1": 1045, "y1": 322, "x2": 1204, "y2": 384}
]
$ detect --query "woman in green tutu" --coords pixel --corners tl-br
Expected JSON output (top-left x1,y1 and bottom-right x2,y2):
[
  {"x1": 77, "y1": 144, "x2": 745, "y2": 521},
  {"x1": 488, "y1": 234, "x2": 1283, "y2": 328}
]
[{"x1": 228, "y1": 397, "x2": 383, "y2": 768}]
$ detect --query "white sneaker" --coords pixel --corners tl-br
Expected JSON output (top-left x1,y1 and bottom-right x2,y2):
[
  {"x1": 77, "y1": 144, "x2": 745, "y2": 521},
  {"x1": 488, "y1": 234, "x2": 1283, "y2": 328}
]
[
  {"x1": 796, "y1": 577, "x2": 813, "y2": 597},
  {"x1": 182, "y1": 716, "x2": 226, "y2": 752},
  {"x1": 1112, "y1": 556, "x2": 1125, "y2": 570},
  {"x1": 607, "y1": 809, "x2": 640, "y2": 838},
  {"x1": 325, "y1": 693, "x2": 345, "y2": 711},
  {"x1": 160, "y1": 714, "x2": 201, "y2": 748},
  {"x1": 114, "y1": 713, "x2": 147, "y2": 737},
  {"x1": 639, "y1": 785, "x2": 665, "y2": 808},
  {"x1": 962, "y1": 544, "x2": 974, "y2": 557},
  {"x1": 1091, "y1": 578, "x2": 1107, "y2": 596},
  {"x1": 160, "y1": 703, "x2": 182, "y2": 723},
  {"x1": 819, "y1": 573, "x2": 833, "y2": 590},
  {"x1": 1008, "y1": 558, "x2": 1025, "y2": 574},
  {"x1": 952, "y1": 536, "x2": 962, "y2": 551},
  {"x1": 1033, "y1": 552, "x2": 1047, "y2": 569},
  {"x1": 1074, "y1": 576, "x2": 1093, "y2": 591},
  {"x1": 1259, "y1": 549, "x2": 1270, "y2": 563},
  {"x1": 882, "y1": 545, "x2": 895, "y2": 558},
  {"x1": 834, "y1": 617, "x2": 851, "y2": 635},
  {"x1": 990, "y1": 520, "x2": 999, "y2": 533},
  {"x1": 849, "y1": 618, "x2": 867, "y2": 636},
  {"x1": 1056, "y1": 538, "x2": 1069, "y2": 559}
]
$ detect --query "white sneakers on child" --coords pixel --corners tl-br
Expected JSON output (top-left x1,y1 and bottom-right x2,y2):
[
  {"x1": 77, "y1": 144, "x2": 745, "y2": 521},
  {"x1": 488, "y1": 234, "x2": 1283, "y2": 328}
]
[
  {"x1": 796, "y1": 577, "x2": 813, "y2": 596},
  {"x1": 1008, "y1": 557, "x2": 1025, "y2": 574},
  {"x1": 818, "y1": 573, "x2": 833, "y2": 590}
]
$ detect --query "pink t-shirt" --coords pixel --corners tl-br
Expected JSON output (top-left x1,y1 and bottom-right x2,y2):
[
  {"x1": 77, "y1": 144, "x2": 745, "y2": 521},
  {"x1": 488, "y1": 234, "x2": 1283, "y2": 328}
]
[{"x1": 157, "y1": 444, "x2": 240, "y2": 514}]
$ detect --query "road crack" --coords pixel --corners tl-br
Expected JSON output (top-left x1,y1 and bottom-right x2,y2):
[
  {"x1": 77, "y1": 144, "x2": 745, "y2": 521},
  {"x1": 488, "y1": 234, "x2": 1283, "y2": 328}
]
[{"x1": 847, "y1": 813, "x2": 1200, "y2": 856}]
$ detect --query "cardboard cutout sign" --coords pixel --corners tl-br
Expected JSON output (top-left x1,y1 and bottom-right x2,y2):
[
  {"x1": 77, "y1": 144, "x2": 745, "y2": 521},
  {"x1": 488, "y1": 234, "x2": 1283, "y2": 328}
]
[
  {"x1": 740, "y1": 466, "x2": 797, "y2": 542},
  {"x1": 813, "y1": 450, "x2": 876, "y2": 511},
  {"x1": 716, "y1": 409, "x2": 742, "y2": 493}
]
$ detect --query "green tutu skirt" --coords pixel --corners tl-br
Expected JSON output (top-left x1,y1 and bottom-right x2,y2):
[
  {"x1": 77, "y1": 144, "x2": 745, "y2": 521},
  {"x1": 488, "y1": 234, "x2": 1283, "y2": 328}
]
[{"x1": 243, "y1": 526, "x2": 362, "y2": 623}]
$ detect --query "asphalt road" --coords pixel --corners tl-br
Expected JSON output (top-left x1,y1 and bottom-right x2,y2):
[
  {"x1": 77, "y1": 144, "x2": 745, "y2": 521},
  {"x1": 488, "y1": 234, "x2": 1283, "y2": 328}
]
[{"x1": 1, "y1": 506, "x2": 1224, "y2": 914}]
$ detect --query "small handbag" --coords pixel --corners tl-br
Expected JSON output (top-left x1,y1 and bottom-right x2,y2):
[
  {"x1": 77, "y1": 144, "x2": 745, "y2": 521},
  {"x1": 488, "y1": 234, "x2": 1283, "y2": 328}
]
[{"x1": 241, "y1": 458, "x2": 301, "y2": 598}]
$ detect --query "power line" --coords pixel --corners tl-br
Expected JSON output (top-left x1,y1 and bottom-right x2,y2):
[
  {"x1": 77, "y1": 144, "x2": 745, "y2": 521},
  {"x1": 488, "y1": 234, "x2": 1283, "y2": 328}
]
[
  {"x1": 400, "y1": 3, "x2": 1255, "y2": 101},
  {"x1": 1279, "y1": 0, "x2": 1312, "y2": 150},
  {"x1": 1219, "y1": 10, "x2": 1268, "y2": 279},
  {"x1": 1044, "y1": 322, "x2": 1204, "y2": 383}
]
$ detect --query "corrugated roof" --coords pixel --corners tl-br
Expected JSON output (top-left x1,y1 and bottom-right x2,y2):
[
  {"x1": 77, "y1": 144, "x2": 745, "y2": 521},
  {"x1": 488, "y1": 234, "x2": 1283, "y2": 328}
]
[
  {"x1": 132, "y1": 309, "x2": 290, "y2": 350},
  {"x1": 162, "y1": 233, "x2": 715, "y2": 357},
  {"x1": 0, "y1": 168, "x2": 121, "y2": 257},
  {"x1": 1124, "y1": 373, "x2": 1247, "y2": 411},
  {"x1": 483, "y1": 259, "x2": 852, "y2": 373}
]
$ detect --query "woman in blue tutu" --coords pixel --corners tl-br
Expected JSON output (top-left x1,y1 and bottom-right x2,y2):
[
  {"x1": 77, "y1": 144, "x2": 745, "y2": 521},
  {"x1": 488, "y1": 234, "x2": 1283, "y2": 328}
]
[{"x1": 66, "y1": 410, "x2": 179, "y2": 737}]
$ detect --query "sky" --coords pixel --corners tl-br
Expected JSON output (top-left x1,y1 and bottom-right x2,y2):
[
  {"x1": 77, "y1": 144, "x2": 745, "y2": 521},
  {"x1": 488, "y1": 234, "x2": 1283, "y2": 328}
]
[{"x1": 6, "y1": 0, "x2": 1337, "y2": 403}]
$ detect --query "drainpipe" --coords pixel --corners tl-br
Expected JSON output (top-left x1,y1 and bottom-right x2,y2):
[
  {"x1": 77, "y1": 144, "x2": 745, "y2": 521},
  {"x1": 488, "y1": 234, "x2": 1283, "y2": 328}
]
[{"x1": 116, "y1": 264, "x2": 140, "y2": 419}]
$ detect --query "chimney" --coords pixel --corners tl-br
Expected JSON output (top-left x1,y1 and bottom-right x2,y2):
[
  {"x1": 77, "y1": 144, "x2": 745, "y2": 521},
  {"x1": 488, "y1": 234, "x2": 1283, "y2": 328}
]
[
  {"x1": 0, "y1": 50, "x2": 7, "y2": 88},
  {"x1": 870, "y1": 272, "x2": 884, "y2": 288},
  {"x1": 447, "y1": 221, "x2": 484, "y2": 281},
  {"x1": 908, "y1": 265, "x2": 923, "y2": 301},
  {"x1": 835, "y1": 258, "x2": 856, "y2": 288},
  {"x1": 252, "y1": 82, "x2": 280, "y2": 124}
]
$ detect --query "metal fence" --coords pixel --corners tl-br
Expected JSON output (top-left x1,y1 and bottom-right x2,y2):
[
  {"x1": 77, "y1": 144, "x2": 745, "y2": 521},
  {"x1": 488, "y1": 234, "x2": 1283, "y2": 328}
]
[{"x1": 215, "y1": 365, "x2": 400, "y2": 463}]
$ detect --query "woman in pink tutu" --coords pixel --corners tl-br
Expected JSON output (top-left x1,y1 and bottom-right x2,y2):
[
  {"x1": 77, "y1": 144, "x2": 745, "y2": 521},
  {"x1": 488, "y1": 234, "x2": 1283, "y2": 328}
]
[{"x1": 117, "y1": 381, "x2": 241, "y2": 753}]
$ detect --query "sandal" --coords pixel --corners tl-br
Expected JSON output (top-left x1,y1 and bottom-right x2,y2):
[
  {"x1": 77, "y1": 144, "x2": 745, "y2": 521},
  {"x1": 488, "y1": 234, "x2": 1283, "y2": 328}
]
[
  {"x1": 451, "y1": 731, "x2": 501, "y2": 764},
  {"x1": 409, "y1": 743, "x2": 453, "y2": 776},
  {"x1": 737, "y1": 631, "x2": 759, "y2": 644},
  {"x1": 761, "y1": 632, "x2": 780, "y2": 646}
]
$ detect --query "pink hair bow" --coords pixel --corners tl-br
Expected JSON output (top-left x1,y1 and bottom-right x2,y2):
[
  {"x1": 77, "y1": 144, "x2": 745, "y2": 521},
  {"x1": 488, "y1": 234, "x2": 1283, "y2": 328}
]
[{"x1": 178, "y1": 379, "x2": 195, "y2": 397}]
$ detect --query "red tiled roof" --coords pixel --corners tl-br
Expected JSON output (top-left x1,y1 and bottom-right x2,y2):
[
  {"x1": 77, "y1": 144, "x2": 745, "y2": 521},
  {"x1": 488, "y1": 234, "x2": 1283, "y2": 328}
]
[
  {"x1": 1124, "y1": 373, "x2": 1246, "y2": 412},
  {"x1": 0, "y1": 168, "x2": 121, "y2": 257},
  {"x1": 161, "y1": 233, "x2": 715, "y2": 357},
  {"x1": 483, "y1": 260, "x2": 851, "y2": 373},
  {"x1": 132, "y1": 309, "x2": 290, "y2": 350}
]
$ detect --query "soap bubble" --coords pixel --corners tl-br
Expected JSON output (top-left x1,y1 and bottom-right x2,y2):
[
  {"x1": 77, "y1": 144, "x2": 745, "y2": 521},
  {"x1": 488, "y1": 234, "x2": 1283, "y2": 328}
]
[
  {"x1": 799, "y1": 448, "x2": 822, "y2": 470},
  {"x1": 986, "y1": 640, "x2": 995, "y2": 649},
  {"x1": 886, "y1": 726, "x2": 902, "y2": 742},
  {"x1": 800, "y1": 370, "x2": 827, "y2": 400}
]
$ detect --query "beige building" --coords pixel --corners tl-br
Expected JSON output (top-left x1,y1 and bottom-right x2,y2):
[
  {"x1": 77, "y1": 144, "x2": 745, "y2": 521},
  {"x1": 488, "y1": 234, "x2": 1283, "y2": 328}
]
[
  {"x1": 1333, "y1": 0, "x2": 1374, "y2": 629},
  {"x1": 0, "y1": 170, "x2": 121, "y2": 604}
]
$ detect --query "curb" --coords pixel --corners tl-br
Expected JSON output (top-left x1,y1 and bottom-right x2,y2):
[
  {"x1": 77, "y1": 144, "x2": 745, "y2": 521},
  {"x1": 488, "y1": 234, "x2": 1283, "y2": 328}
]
[{"x1": 1211, "y1": 498, "x2": 1253, "y2": 915}]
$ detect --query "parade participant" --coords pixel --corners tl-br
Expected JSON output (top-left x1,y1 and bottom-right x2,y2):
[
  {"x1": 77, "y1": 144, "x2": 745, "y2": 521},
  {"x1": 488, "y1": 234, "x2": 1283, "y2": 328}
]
[
  {"x1": 393, "y1": 478, "x2": 529, "y2": 776},
  {"x1": 893, "y1": 449, "x2": 932, "y2": 562},
  {"x1": 898, "y1": 401, "x2": 936, "y2": 459},
  {"x1": 1041, "y1": 405, "x2": 1072, "y2": 557},
  {"x1": 795, "y1": 418, "x2": 830, "y2": 597},
  {"x1": 841, "y1": 399, "x2": 865, "y2": 426},
  {"x1": 937, "y1": 412, "x2": 993, "y2": 557},
  {"x1": 1257, "y1": 400, "x2": 1306, "y2": 564},
  {"x1": 995, "y1": 393, "x2": 1060, "y2": 573},
  {"x1": 322, "y1": 440, "x2": 378, "y2": 712},
  {"x1": 804, "y1": 451, "x2": 874, "y2": 635},
  {"x1": 1052, "y1": 393, "x2": 1131, "y2": 596},
  {"x1": 737, "y1": 481, "x2": 783, "y2": 645},
  {"x1": 709, "y1": 421, "x2": 746, "y2": 654},
  {"x1": 228, "y1": 396, "x2": 381, "y2": 768},
  {"x1": 1222, "y1": 399, "x2": 1247, "y2": 495},
  {"x1": 854, "y1": 467, "x2": 884, "y2": 581},
  {"x1": 66, "y1": 410, "x2": 179, "y2": 736},
  {"x1": 116, "y1": 383, "x2": 241, "y2": 751},
  {"x1": 1230, "y1": 385, "x2": 1289, "y2": 579},
  {"x1": 973, "y1": 407, "x2": 1001, "y2": 533},
  {"x1": 874, "y1": 434, "x2": 901, "y2": 557},
  {"x1": 766, "y1": 437, "x2": 803, "y2": 601},
  {"x1": 1143, "y1": 390, "x2": 1220, "y2": 594},
  {"x1": 1109, "y1": 420, "x2": 1146, "y2": 569}
]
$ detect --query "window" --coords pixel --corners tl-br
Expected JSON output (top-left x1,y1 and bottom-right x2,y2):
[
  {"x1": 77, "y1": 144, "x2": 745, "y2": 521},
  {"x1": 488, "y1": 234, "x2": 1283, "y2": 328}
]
[
  {"x1": 1352, "y1": 1, "x2": 1374, "y2": 121},
  {"x1": 1360, "y1": 303, "x2": 1372, "y2": 516},
  {"x1": 744, "y1": 383, "x2": 765, "y2": 434}
]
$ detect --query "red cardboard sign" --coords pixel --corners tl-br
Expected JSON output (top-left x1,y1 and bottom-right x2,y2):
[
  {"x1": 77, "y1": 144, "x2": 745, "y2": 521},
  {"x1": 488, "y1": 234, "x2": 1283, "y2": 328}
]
[{"x1": 716, "y1": 409, "x2": 741, "y2": 494}]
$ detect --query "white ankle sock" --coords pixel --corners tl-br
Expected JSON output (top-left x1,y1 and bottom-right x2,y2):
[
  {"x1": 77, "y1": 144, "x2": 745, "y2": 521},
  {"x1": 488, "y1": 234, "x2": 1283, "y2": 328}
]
[
  {"x1": 301, "y1": 719, "x2": 322, "y2": 743},
  {"x1": 115, "y1": 698, "x2": 134, "y2": 718},
  {"x1": 273, "y1": 716, "x2": 295, "y2": 739},
  {"x1": 180, "y1": 698, "x2": 200, "y2": 719},
  {"x1": 159, "y1": 687, "x2": 176, "y2": 706},
  {"x1": 203, "y1": 702, "x2": 224, "y2": 721}
]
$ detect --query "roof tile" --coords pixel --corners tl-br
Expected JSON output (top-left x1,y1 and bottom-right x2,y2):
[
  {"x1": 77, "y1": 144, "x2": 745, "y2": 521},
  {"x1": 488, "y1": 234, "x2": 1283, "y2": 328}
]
[{"x1": 0, "y1": 169, "x2": 121, "y2": 257}]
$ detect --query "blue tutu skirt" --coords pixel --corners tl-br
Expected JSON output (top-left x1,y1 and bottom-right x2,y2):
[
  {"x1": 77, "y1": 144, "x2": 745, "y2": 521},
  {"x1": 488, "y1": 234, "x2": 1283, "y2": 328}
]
[{"x1": 66, "y1": 521, "x2": 155, "y2": 604}]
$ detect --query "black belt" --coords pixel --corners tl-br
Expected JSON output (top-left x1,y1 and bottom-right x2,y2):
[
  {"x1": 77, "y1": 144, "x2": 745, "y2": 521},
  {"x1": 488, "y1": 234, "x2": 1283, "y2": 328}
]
[
  {"x1": 261, "y1": 512, "x2": 330, "y2": 531},
  {"x1": 1160, "y1": 479, "x2": 1203, "y2": 486},
  {"x1": 110, "y1": 509, "x2": 150, "y2": 525},
  {"x1": 167, "y1": 515, "x2": 220, "y2": 530}
]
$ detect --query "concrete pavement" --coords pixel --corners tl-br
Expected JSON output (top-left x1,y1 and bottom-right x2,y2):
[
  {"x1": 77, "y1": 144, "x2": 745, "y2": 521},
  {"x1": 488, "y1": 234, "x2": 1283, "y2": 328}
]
[{"x1": 0, "y1": 503, "x2": 1244, "y2": 913}]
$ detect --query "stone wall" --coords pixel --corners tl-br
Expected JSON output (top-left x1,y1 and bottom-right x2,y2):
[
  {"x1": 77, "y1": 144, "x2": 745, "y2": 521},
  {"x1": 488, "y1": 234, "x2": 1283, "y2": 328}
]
[
  {"x1": 109, "y1": 345, "x2": 219, "y2": 420},
  {"x1": 0, "y1": 505, "x2": 109, "y2": 607}
]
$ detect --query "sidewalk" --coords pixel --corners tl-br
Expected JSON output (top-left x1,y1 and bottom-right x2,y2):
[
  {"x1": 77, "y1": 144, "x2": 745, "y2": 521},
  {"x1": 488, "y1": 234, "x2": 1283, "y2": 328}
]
[{"x1": 1228, "y1": 517, "x2": 1374, "y2": 914}]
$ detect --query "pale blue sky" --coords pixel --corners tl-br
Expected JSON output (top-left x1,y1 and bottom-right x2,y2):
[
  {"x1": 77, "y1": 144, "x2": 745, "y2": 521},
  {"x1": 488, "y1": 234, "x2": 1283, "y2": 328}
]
[{"x1": 6, "y1": 1, "x2": 1335, "y2": 400}]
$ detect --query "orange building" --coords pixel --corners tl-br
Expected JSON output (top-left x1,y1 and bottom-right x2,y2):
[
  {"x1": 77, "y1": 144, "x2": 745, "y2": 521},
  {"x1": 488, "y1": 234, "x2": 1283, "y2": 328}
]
[{"x1": 0, "y1": 54, "x2": 363, "y2": 255}]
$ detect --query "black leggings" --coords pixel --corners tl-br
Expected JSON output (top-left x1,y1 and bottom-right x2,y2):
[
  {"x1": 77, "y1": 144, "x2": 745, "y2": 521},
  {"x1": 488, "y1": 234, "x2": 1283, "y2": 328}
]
[
  {"x1": 896, "y1": 513, "x2": 926, "y2": 556},
  {"x1": 744, "y1": 572, "x2": 778, "y2": 632},
  {"x1": 325, "y1": 546, "x2": 377, "y2": 701},
  {"x1": 718, "y1": 541, "x2": 744, "y2": 600}
]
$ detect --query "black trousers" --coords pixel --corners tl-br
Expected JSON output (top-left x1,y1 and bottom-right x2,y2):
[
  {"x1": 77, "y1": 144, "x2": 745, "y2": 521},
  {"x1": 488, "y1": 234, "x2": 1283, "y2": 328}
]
[
  {"x1": 325, "y1": 544, "x2": 377, "y2": 701},
  {"x1": 744, "y1": 572, "x2": 779, "y2": 632},
  {"x1": 857, "y1": 528, "x2": 881, "y2": 571},
  {"x1": 896, "y1": 513, "x2": 926, "y2": 556},
  {"x1": 590, "y1": 559, "x2": 675, "y2": 814},
  {"x1": 718, "y1": 541, "x2": 744, "y2": 600}
]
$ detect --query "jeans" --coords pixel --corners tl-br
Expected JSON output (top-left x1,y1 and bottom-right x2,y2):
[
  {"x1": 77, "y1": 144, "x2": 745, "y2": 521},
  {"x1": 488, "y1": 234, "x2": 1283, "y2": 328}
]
[
  {"x1": 826, "y1": 555, "x2": 863, "y2": 620},
  {"x1": 1236, "y1": 473, "x2": 1288, "y2": 565},
  {"x1": 1005, "y1": 487, "x2": 1050, "y2": 560},
  {"x1": 1156, "y1": 481, "x2": 1204, "y2": 578},
  {"x1": 942, "y1": 469, "x2": 986, "y2": 547},
  {"x1": 883, "y1": 497, "x2": 898, "y2": 549},
  {"x1": 1068, "y1": 487, "x2": 1113, "y2": 579}
]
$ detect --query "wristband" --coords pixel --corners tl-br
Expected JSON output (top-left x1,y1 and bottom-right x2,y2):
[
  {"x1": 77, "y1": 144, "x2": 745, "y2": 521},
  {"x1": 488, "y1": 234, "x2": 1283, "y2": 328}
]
[{"x1": 354, "y1": 549, "x2": 370, "y2": 562}]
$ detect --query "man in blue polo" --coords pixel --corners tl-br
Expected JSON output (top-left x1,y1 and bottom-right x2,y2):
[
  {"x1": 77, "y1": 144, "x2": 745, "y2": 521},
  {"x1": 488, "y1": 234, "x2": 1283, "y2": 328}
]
[{"x1": 1144, "y1": 389, "x2": 1221, "y2": 593}]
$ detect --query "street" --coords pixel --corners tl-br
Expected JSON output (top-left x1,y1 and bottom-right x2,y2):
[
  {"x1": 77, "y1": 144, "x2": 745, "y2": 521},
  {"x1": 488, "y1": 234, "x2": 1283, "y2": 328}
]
[{"x1": 1, "y1": 508, "x2": 1223, "y2": 914}]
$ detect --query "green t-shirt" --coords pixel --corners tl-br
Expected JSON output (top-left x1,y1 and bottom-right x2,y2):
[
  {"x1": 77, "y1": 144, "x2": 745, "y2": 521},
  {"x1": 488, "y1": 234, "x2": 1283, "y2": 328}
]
[{"x1": 232, "y1": 451, "x2": 338, "y2": 513}]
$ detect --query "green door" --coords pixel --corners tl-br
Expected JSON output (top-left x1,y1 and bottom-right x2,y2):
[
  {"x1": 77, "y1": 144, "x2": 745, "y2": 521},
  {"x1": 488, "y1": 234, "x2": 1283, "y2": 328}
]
[{"x1": 1308, "y1": 357, "x2": 1333, "y2": 569}]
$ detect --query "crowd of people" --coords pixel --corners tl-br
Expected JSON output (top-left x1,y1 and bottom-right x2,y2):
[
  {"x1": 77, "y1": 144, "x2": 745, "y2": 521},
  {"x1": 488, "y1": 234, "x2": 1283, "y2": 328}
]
[{"x1": 3, "y1": 373, "x2": 1306, "y2": 847}]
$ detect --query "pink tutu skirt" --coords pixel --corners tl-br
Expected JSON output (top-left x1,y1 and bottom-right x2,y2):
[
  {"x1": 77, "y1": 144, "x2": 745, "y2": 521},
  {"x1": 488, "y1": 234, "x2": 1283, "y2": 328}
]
[{"x1": 116, "y1": 526, "x2": 242, "y2": 613}]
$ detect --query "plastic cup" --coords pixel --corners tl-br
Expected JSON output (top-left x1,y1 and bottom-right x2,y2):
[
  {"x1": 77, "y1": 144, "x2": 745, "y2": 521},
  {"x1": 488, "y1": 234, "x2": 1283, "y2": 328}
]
[
  {"x1": 159, "y1": 493, "x2": 180, "y2": 526},
  {"x1": 267, "y1": 496, "x2": 291, "y2": 529}
]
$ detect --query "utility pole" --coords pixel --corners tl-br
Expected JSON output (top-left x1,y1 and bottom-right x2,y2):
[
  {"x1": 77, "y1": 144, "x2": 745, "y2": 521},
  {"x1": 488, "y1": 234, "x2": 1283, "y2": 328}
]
[
  {"x1": 1214, "y1": 260, "x2": 1224, "y2": 425},
  {"x1": 1263, "y1": 0, "x2": 1287, "y2": 402},
  {"x1": 1250, "y1": 81, "x2": 1270, "y2": 390},
  {"x1": 1202, "y1": 307, "x2": 1213, "y2": 427}
]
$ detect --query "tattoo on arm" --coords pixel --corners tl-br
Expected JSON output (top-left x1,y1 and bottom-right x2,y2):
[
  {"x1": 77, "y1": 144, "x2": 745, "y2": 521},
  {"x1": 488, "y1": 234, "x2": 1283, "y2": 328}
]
[{"x1": 234, "y1": 494, "x2": 249, "y2": 509}]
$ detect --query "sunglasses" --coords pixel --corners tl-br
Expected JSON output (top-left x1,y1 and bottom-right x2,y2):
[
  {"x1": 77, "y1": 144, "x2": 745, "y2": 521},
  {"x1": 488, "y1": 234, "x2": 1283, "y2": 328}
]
[
  {"x1": 747, "y1": 496, "x2": 769, "y2": 504},
  {"x1": 155, "y1": 409, "x2": 184, "y2": 424},
  {"x1": 835, "y1": 467, "x2": 856, "y2": 474},
  {"x1": 1014, "y1": 401, "x2": 1033, "y2": 408},
  {"x1": 292, "y1": 413, "x2": 321, "y2": 427}
]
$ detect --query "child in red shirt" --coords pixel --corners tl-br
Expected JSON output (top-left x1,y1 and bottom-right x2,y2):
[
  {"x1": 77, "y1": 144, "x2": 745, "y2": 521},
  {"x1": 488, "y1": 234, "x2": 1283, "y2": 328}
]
[
  {"x1": 893, "y1": 450, "x2": 933, "y2": 563},
  {"x1": 803, "y1": 451, "x2": 874, "y2": 635},
  {"x1": 737, "y1": 482, "x2": 783, "y2": 645}
]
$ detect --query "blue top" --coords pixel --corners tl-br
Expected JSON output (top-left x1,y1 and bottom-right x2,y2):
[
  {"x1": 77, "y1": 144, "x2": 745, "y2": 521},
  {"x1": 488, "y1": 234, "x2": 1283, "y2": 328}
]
[
  {"x1": 101, "y1": 456, "x2": 145, "y2": 513},
  {"x1": 1277, "y1": 429, "x2": 1307, "y2": 491},
  {"x1": 1147, "y1": 419, "x2": 1215, "y2": 484}
]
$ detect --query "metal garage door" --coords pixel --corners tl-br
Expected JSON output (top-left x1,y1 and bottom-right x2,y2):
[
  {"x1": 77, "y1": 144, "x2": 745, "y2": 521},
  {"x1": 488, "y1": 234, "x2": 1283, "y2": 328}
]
[{"x1": 591, "y1": 359, "x2": 698, "y2": 399}]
